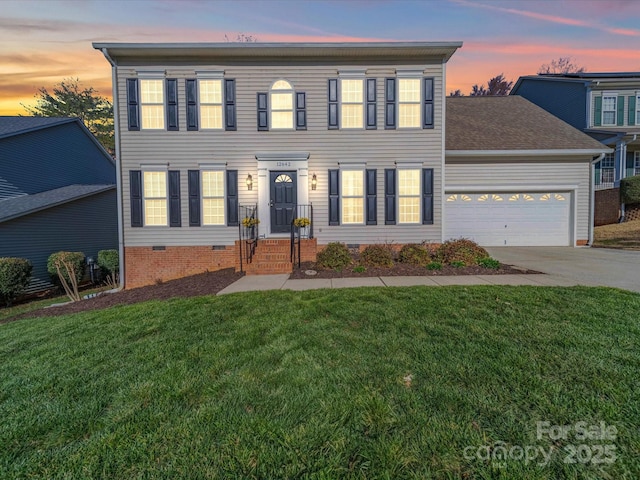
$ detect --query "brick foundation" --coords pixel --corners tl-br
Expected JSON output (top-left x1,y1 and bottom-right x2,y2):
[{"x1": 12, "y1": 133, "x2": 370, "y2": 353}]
[
  {"x1": 124, "y1": 245, "x2": 238, "y2": 289},
  {"x1": 594, "y1": 188, "x2": 620, "y2": 226}
]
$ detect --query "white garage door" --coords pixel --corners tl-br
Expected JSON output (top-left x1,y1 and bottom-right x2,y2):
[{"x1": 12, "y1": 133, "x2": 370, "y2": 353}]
[{"x1": 445, "y1": 192, "x2": 571, "y2": 246}]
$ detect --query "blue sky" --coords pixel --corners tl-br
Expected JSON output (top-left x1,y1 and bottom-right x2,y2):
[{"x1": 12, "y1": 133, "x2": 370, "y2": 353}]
[{"x1": 2, "y1": 0, "x2": 639, "y2": 114}]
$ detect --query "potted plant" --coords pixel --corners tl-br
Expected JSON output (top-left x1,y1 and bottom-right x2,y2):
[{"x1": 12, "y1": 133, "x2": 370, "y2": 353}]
[
  {"x1": 293, "y1": 217, "x2": 311, "y2": 238},
  {"x1": 242, "y1": 217, "x2": 260, "y2": 229}
]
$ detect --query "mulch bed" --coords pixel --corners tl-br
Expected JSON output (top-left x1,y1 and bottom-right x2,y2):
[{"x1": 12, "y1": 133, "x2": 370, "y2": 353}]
[
  {"x1": 5, "y1": 268, "x2": 243, "y2": 323},
  {"x1": 290, "y1": 261, "x2": 538, "y2": 279}
]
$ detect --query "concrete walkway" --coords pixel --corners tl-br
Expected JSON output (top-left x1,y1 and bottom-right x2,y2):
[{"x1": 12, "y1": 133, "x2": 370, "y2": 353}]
[{"x1": 217, "y1": 272, "x2": 579, "y2": 295}]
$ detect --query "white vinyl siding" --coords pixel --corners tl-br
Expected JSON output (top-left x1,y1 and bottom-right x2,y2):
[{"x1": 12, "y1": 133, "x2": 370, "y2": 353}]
[
  {"x1": 199, "y1": 80, "x2": 223, "y2": 130},
  {"x1": 202, "y1": 171, "x2": 225, "y2": 225},
  {"x1": 398, "y1": 169, "x2": 420, "y2": 223},
  {"x1": 398, "y1": 79, "x2": 421, "y2": 128},
  {"x1": 140, "y1": 79, "x2": 164, "y2": 130},
  {"x1": 341, "y1": 170, "x2": 364, "y2": 224},
  {"x1": 340, "y1": 79, "x2": 364, "y2": 129},
  {"x1": 143, "y1": 171, "x2": 167, "y2": 225}
]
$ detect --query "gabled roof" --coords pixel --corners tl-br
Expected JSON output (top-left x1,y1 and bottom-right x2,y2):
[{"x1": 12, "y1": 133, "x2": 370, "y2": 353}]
[
  {"x1": 0, "y1": 184, "x2": 115, "y2": 224},
  {"x1": 446, "y1": 96, "x2": 609, "y2": 156},
  {"x1": 0, "y1": 117, "x2": 78, "y2": 139}
]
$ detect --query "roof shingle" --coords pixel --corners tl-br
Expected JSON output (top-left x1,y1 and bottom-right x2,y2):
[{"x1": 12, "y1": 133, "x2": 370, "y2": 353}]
[{"x1": 0, "y1": 117, "x2": 76, "y2": 139}]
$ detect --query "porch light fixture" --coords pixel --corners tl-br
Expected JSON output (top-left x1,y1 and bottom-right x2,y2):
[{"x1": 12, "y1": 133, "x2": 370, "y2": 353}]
[
  {"x1": 311, "y1": 173, "x2": 317, "y2": 190},
  {"x1": 246, "y1": 174, "x2": 253, "y2": 190}
]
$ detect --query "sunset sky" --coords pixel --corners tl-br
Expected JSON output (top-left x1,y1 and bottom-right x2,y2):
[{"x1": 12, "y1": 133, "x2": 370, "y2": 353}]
[{"x1": 2, "y1": 0, "x2": 640, "y2": 116}]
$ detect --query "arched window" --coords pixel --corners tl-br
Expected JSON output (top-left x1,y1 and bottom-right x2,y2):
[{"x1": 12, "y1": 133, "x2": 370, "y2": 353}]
[{"x1": 270, "y1": 80, "x2": 294, "y2": 129}]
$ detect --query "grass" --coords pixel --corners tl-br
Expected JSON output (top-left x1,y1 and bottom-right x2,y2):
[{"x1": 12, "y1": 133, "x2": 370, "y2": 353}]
[
  {"x1": 593, "y1": 219, "x2": 640, "y2": 249},
  {"x1": 1, "y1": 286, "x2": 639, "y2": 479}
]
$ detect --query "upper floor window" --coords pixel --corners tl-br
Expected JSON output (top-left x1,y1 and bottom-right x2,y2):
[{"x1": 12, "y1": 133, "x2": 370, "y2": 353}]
[
  {"x1": 270, "y1": 80, "x2": 294, "y2": 129},
  {"x1": 341, "y1": 169, "x2": 364, "y2": 224},
  {"x1": 143, "y1": 171, "x2": 167, "y2": 225},
  {"x1": 398, "y1": 79, "x2": 421, "y2": 128},
  {"x1": 398, "y1": 169, "x2": 421, "y2": 223},
  {"x1": 140, "y1": 79, "x2": 165, "y2": 130},
  {"x1": 202, "y1": 171, "x2": 225, "y2": 225},
  {"x1": 199, "y1": 80, "x2": 223, "y2": 130},
  {"x1": 602, "y1": 95, "x2": 617, "y2": 126},
  {"x1": 341, "y1": 79, "x2": 364, "y2": 129}
]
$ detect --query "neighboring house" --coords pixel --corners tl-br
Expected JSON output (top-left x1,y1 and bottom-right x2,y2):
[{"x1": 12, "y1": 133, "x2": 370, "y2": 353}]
[
  {"x1": 511, "y1": 73, "x2": 640, "y2": 224},
  {"x1": 94, "y1": 42, "x2": 607, "y2": 288},
  {"x1": 0, "y1": 117, "x2": 117, "y2": 292}
]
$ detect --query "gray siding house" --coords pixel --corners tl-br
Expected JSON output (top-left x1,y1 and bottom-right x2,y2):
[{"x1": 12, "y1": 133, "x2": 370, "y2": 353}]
[
  {"x1": 94, "y1": 42, "x2": 607, "y2": 288},
  {"x1": 0, "y1": 117, "x2": 117, "y2": 292}
]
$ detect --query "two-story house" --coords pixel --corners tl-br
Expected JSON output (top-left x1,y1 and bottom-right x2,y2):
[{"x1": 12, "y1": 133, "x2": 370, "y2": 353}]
[
  {"x1": 511, "y1": 73, "x2": 640, "y2": 224},
  {"x1": 95, "y1": 42, "x2": 607, "y2": 288}
]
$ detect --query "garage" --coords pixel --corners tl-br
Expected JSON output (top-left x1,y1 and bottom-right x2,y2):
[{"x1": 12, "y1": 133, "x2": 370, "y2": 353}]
[{"x1": 445, "y1": 191, "x2": 571, "y2": 246}]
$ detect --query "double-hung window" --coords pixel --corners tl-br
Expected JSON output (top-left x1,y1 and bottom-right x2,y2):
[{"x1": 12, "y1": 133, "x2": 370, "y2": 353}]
[
  {"x1": 199, "y1": 80, "x2": 223, "y2": 129},
  {"x1": 341, "y1": 79, "x2": 364, "y2": 129},
  {"x1": 140, "y1": 79, "x2": 165, "y2": 130},
  {"x1": 601, "y1": 153, "x2": 615, "y2": 184},
  {"x1": 398, "y1": 79, "x2": 421, "y2": 128},
  {"x1": 398, "y1": 169, "x2": 421, "y2": 223},
  {"x1": 602, "y1": 95, "x2": 617, "y2": 126},
  {"x1": 270, "y1": 80, "x2": 294, "y2": 129},
  {"x1": 143, "y1": 171, "x2": 167, "y2": 225},
  {"x1": 202, "y1": 171, "x2": 225, "y2": 225},
  {"x1": 341, "y1": 170, "x2": 364, "y2": 224}
]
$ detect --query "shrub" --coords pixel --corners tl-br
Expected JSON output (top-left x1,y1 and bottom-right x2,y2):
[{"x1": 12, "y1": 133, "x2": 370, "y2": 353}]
[
  {"x1": 0, "y1": 258, "x2": 32, "y2": 307},
  {"x1": 352, "y1": 265, "x2": 366, "y2": 273},
  {"x1": 621, "y1": 175, "x2": 640, "y2": 205},
  {"x1": 437, "y1": 239, "x2": 489, "y2": 266},
  {"x1": 426, "y1": 261, "x2": 443, "y2": 271},
  {"x1": 421, "y1": 242, "x2": 440, "y2": 258},
  {"x1": 361, "y1": 245, "x2": 394, "y2": 267},
  {"x1": 399, "y1": 244, "x2": 431, "y2": 266},
  {"x1": 316, "y1": 243, "x2": 352, "y2": 270},
  {"x1": 450, "y1": 260, "x2": 465, "y2": 268},
  {"x1": 47, "y1": 251, "x2": 85, "y2": 302},
  {"x1": 478, "y1": 257, "x2": 501, "y2": 270},
  {"x1": 98, "y1": 249, "x2": 119, "y2": 288}
]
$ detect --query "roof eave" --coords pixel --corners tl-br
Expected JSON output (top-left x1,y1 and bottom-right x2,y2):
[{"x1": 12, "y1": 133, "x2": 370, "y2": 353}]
[{"x1": 445, "y1": 148, "x2": 611, "y2": 157}]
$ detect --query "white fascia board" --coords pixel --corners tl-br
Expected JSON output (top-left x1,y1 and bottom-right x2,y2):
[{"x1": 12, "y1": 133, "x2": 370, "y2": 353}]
[{"x1": 444, "y1": 184, "x2": 578, "y2": 193}]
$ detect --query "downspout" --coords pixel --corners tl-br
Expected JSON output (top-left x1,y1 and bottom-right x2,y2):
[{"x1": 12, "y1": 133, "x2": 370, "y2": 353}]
[
  {"x1": 589, "y1": 153, "x2": 605, "y2": 246},
  {"x1": 440, "y1": 57, "x2": 446, "y2": 243},
  {"x1": 101, "y1": 48, "x2": 125, "y2": 291},
  {"x1": 619, "y1": 134, "x2": 637, "y2": 222}
]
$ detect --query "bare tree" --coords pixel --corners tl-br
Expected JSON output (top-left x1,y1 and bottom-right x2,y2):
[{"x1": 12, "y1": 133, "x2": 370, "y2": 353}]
[
  {"x1": 224, "y1": 33, "x2": 259, "y2": 43},
  {"x1": 538, "y1": 57, "x2": 586, "y2": 75},
  {"x1": 469, "y1": 84, "x2": 487, "y2": 96},
  {"x1": 469, "y1": 74, "x2": 513, "y2": 96},
  {"x1": 449, "y1": 89, "x2": 464, "y2": 97}
]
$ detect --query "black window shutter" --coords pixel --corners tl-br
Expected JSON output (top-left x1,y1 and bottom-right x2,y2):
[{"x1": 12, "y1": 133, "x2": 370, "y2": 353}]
[
  {"x1": 225, "y1": 79, "x2": 236, "y2": 131},
  {"x1": 166, "y1": 79, "x2": 179, "y2": 131},
  {"x1": 366, "y1": 78, "x2": 377, "y2": 130},
  {"x1": 366, "y1": 169, "x2": 377, "y2": 225},
  {"x1": 226, "y1": 170, "x2": 239, "y2": 226},
  {"x1": 422, "y1": 168, "x2": 434, "y2": 225},
  {"x1": 328, "y1": 169, "x2": 340, "y2": 225},
  {"x1": 126, "y1": 79, "x2": 140, "y2": 131},
  {"x1": 296, "y1": 92, "x2": 307, "y2": 130},
  {"x1": 168, "y1": 170, "x2": 181, "y2": 227},
  {"x1": 257, "y1": 92, "x2": 268, "y2": 131},
  {"x1": 384, "y1": 168, "x2": 396, "y2": 225},
  {"x1": 328, "y1": 79, "x2": 339, "y2": 129},
  {"x1": 385, "y1": 78, "x2": 396, "y2": 129},
  {"x1": 423, "y1": 77, "x2": 434, "y2": 129},
  {"x1": 130, "y1": 170, "x2": 143, "y2": 227},
  {"x1": 186, "y1": 79, "x2": 198, "y2": 131},
  {"x1": 188, "y1": 170, "x2": 201, "y2": 227}
]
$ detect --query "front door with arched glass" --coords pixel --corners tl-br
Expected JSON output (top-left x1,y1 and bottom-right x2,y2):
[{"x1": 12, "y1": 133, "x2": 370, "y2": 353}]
[{"x1": 270, "y1": 171, "x2": 297, "y2": 233}]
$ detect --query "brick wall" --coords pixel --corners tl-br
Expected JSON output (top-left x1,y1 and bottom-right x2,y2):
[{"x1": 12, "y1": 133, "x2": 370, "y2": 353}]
[
  {"x1": 125, "y1": 245, "x2": 238, "y2": 289},
  {"x1": 594, "y1": 188, "x2": 620, "y2": 226}
]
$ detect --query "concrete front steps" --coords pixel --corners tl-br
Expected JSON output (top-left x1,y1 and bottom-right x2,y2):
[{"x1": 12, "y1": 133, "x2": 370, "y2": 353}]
[{"x1": 240, "y1": 238, "x2": 317, "y2": 275}]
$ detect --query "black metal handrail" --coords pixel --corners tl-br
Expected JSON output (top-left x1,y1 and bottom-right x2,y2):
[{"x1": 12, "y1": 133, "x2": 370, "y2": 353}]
[
  {"x1": 238, "y1": 204, "x2": 258, "y2": 273},
  {"x1": 290, "y1": 204, "x2": 313, "y2": 268}
]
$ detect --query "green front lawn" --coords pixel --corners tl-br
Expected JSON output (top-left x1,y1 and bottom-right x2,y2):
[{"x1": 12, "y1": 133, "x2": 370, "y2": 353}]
[{"x1": 1, "y1": 286, "x2": 639, "y2": 479}]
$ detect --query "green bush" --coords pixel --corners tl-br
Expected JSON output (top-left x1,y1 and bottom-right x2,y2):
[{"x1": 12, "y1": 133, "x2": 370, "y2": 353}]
[
  {"x1": 399, "y1": 244, "x2": 431, "y2": 266},
  {"x1": 426, "y1": 261, "x2": 443, "y2": 271},
  {"x1": 620, "y1": 175, "x2": 640, "y2": 204},
  {"x1": 352, "y1": 265, "x2": 366, "y2": 273},
  {"x1": 361, "y1": 245, "x2": 394, "y2": 267},
  {"x1": 98, "y1": 249, "x2": 119, "y2": 288},
  {"x1": 478, "y1": 257, "x2": 501, "y2": 270},
  {"x1": 316, "y1": 243, "x2": 352, "y2": 270},
  {"x1": 0, "y1": 258, "x2": 32, "y2": 307},
  {"x1": 47, "y1": 252, "x2": 85, "y2": 302},
  {"x1": 450, "y1": 260, "x2": 466, "y2": 268},
  {"x1": 437, "y1": 239, "x2": 489, "y2": 266}
]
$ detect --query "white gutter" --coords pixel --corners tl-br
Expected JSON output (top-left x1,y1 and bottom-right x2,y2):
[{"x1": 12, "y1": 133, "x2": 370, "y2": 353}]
[
  {"x1": 101, "y1": 48, "x2": 125, "y2": 291},
  {"x1": 589, "y1": 153, "x2": 606, "y2": 246},
  {"x1": 446, "y1": 148, "x2": 611, "y2": 157}
]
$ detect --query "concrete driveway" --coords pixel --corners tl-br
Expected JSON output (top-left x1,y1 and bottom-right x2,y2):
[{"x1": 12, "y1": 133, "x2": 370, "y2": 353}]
[{"x1": 486, "y1": 247, "x2": 640, "y2": 293}]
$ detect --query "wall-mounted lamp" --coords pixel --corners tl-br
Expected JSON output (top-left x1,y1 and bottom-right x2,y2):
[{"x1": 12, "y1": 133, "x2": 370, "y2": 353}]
[
  {"x1": 246, "y1": 174, "x2": 253, "y2": 191},
  {"x1": 311, "y1": 173, "x2": 317, "y2": 191}
]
